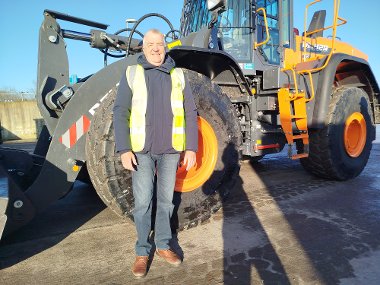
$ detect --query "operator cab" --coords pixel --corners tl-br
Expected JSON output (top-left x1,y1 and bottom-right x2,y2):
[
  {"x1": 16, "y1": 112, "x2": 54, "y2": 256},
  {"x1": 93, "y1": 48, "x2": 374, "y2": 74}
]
[{"x1": 180, "y1": 0, "x2": 292, "y2": 74}]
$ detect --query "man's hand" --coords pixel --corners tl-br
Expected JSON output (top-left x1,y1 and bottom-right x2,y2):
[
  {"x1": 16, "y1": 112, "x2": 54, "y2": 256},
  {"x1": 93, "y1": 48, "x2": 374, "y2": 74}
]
[
  {"x1": 182, "y1": 150, "x2": 197, "y2": 171},
  {"x1": 121, "y1": 151, "x2": 138, "y2": 171}
]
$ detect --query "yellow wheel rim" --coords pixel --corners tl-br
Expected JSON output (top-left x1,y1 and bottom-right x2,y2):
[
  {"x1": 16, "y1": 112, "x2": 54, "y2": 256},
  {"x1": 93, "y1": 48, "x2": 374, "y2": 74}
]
[
  {"x1": 344, "y1": 112, "x2": 367, "y2": 158},
  {"x1": 175, "y1": 116, "x2": 218, "y2": 192}
]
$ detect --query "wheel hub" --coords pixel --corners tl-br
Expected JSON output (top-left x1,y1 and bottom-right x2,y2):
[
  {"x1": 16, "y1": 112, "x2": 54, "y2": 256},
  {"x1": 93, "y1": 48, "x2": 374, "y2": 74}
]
[
  {"x1": 175, "y1": 116, "x2": 218, "y2": 192},
  {"x1": 344, "y1": 112, "x2": 367, "y2": 158}
]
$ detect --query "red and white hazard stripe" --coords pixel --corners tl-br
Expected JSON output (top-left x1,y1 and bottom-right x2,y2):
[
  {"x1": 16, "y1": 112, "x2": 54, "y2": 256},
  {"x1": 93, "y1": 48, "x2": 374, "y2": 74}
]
[{"x1": 59, "y1": 115, "x2": 91, "y2": 148}]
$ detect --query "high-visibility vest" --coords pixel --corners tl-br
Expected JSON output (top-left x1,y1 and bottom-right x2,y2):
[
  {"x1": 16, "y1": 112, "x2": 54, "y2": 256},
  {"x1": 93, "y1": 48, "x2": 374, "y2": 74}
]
[{"x1": 126, "y1": 64, "x2": 186, "y2": 152}]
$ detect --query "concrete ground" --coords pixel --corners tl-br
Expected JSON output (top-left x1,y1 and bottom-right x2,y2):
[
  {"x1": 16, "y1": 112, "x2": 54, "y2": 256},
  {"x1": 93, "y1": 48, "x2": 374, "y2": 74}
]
[{"x1": 0, "y1": 127, "x2": 380, "y2": 284}]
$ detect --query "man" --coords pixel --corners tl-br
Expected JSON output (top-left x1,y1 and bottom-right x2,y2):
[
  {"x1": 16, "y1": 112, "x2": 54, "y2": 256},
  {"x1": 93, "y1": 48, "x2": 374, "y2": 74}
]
[{"x1": 113, "y1": 29, "x2": 198, "y2": 278}]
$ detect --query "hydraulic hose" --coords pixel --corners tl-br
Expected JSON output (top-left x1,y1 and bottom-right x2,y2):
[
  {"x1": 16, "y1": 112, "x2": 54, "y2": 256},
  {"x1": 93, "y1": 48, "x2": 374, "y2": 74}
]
[
  {"x1": 126, "y1": 13, "x2": 175, "y2": 56},
  {"x1": 102, "y1": 28, "x2": 144, "y2": 66}
]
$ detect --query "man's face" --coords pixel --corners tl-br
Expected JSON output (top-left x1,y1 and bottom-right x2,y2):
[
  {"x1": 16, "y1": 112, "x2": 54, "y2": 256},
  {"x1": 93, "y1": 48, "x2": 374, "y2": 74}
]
[{"x1": 143, "y1": 32, "x2": 166, "y2": 66}]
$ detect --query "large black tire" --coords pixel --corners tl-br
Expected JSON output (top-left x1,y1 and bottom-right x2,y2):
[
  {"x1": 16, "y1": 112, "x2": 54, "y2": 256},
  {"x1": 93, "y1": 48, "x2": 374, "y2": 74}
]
[
  {"x1": 300, "y1": 87, "x2": 375, "y2": 180},
  {"x1": 86, "y1": 89, "x2": 133, "y2": 218},
  {"x1": 86, "y1": 70, "x2": 241, "y2": 230},
  {"x1": 173, "y1": 70, "x2": 241, "y2": 229}
]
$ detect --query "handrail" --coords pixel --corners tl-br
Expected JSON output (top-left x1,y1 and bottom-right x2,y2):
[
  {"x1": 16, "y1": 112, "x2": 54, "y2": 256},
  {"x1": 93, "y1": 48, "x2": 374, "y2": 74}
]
[
  {"x1": 290, "y1": 68, "x2": 299, "y2": 96},
  {"x1": 254, "y1": 8, "x2": 270, "y2": 49},
  {"x1": 305, "y1": 71, "x2": 315, "y2": 102},
  {"x1": 298, "y1": 0, "x2": 341, "y2": 74},
  {"x1": 286, "y1": 69, "x2": 315, "y2": 103},
  {"x1": 302, "y1": 0, "x2": 322, "y2": 62},
  {"x1": 304, "y1": 16, "x2": 347, "y2": 37},
  {"x1": 284, "y1": 0, "x2": 343, "y2": 103}
]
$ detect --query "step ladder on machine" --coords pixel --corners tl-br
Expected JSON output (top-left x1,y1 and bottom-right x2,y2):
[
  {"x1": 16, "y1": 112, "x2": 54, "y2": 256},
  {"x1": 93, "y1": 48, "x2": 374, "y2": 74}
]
[
  {"x1": 277, "y1": 0, "x2": 345, "y2": 160},
  {"x1": 278, "y1": 68, "x2": 315, "y2": 160}
]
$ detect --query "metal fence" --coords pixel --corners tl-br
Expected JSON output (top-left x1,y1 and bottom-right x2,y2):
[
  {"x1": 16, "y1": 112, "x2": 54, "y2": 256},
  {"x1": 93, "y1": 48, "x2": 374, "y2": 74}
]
[{"x1": 0, "y1": 92, "x2": 35, "y2": 102}]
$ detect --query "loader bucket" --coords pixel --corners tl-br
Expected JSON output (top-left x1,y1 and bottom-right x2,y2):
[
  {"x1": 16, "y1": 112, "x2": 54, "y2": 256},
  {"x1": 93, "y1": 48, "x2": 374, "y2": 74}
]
[{"x1": 0, "y1": 147, "x2": 47, "y2": 239}]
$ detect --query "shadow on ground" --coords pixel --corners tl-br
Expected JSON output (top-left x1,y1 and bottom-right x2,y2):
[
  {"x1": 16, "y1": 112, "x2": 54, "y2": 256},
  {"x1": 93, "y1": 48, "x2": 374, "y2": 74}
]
[
  {"x1": 0, "y1": 182, "x2": 106, "y2": 269},
  {"x1": 220, "y1": 140, "x2": 380, "y2": 284}
]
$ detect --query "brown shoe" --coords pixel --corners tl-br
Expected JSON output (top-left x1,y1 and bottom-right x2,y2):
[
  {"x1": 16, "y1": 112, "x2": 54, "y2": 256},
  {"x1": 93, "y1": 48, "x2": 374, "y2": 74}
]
[
  {"x1": 131, "y1": 256, "x2": 149, "y2": 278},
  {"x1": 156, "y1": 249, "x2": 182, "y2": 266}
]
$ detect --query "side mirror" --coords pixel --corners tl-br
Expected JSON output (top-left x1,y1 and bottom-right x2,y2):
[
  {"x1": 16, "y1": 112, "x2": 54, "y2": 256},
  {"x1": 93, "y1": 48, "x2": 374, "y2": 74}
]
[{"x1": 207, "y1": 0, "x2": 226, "y2": 12}]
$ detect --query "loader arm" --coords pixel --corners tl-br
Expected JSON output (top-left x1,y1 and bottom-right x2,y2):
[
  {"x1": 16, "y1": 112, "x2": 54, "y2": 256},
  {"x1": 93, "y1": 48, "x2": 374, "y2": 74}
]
[
  {"x1": 0, "y1": 8, "x2": 187, "y2": 238},
  {"x1": 0, "y1": 10, "x2": 141, "y2": 238}
]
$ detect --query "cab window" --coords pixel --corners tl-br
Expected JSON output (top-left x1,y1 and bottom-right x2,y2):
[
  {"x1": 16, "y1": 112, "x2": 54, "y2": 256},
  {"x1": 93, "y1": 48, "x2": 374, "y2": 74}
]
[
  {"x1": 219, "y1": 0, "x2": 252, "y2": 62},
  {"x1": 256, "y1": 0, "x2": 280, "y2": 65}
]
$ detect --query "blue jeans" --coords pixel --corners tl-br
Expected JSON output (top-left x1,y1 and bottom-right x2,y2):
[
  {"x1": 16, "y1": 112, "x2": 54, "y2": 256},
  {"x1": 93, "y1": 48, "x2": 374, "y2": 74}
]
[{"x1": 132, "y1": 152, "x2": 180, "y2": 256}]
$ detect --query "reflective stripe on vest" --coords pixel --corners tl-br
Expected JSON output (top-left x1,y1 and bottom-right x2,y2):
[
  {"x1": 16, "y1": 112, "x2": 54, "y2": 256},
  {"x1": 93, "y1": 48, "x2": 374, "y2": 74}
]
[{"x1": 126, "y1": 64, "x2": 186, "y2": 152}]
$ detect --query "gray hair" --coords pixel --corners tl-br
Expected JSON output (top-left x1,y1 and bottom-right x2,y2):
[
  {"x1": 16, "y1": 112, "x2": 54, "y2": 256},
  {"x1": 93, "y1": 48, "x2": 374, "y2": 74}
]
[{"x1": 142, "y1": 29, "x2": 165, "y2": 46}]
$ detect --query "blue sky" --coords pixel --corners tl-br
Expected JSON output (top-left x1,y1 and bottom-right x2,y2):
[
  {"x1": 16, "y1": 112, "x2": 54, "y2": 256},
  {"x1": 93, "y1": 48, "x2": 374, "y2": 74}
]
[{"x1": 0, "y1": 0, "x2": 379, "y2": 92}]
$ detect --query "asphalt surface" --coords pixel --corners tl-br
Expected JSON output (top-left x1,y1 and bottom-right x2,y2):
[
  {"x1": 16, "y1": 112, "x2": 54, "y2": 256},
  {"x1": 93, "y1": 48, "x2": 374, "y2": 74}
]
[{"x1": 0, "y1": 126, "x2": 380, "y2": 284}]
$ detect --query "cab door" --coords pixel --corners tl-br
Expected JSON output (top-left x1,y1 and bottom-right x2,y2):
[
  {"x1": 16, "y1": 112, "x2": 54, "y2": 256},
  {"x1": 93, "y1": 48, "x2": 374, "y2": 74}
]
[
  {"x1": 255, "y1": 0, "x2": 292, "y2": 68},
  {"x1": 218, "y1": 0, "x2": 254, "y2": 72}
]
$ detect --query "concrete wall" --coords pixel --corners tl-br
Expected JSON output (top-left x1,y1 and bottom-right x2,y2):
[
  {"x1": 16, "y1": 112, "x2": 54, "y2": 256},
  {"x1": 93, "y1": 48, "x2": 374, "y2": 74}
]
[{"x1": 0, "y1": 101, "x2": 43, "y2": 141}]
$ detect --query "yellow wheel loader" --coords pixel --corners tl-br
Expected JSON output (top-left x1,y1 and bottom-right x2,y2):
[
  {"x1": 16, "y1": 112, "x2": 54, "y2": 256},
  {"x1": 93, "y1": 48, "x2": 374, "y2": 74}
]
[{"x1": 0, "y1": 0, "x2": 378, "y2": 239}]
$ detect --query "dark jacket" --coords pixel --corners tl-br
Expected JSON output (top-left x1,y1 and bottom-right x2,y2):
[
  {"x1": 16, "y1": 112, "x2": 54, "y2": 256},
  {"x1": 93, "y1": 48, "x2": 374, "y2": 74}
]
[{"x1": 113, "y1": 54, "x2": 198, "y2": 154}]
